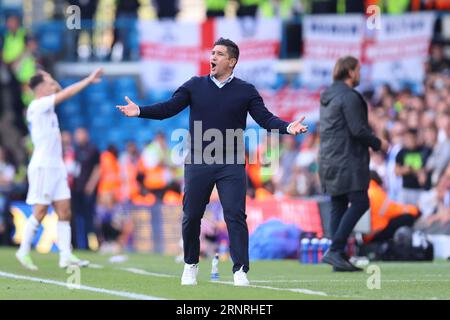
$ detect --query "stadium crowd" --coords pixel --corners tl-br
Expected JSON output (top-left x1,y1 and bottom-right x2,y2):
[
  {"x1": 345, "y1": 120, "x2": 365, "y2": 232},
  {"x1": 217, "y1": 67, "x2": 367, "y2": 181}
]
[{"x1": 1, "y1": 1, "x2": 450, "y2": 253}]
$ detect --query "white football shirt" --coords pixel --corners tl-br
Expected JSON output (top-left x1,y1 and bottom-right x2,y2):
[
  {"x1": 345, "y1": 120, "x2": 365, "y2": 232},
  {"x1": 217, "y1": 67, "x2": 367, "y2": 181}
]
[{"x1": 26, "y1": 94, "x2": 65, "y2": 169}]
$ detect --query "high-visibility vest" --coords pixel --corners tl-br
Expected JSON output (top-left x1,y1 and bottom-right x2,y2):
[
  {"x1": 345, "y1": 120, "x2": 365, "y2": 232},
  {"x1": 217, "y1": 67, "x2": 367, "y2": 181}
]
[
  {"x1": 424, "y1": 0, "x2": 450, "y2": 9},
  {"x1": 337, "y1": 0, "x2": 346, "y2": 14},
  {"x1": 378, "y1": 0, "x2": 411, "y2": 13},
  {"x1": 138, "y1": 158, "x2": 169, "y2": 191},
  {"x1": 2, "y1": 28, "x2": 26, "y2": 64},
  {"x1": 367, "y1": 180, "x2": 419, "y2": 239},
  {"x1": 206, "y1": 0, "x2": 228, "y2": 11},
  {"x1": 260, "y1": 0, "x2": 296, "y2": 19},
  {"x1": 98, "y1": 151, "x2": 122, "y2": 199},
  {"x1": 120, "y1": 157, "x2": 140, "y2": 201},
  {"x1": 16, "y1": 53, "x2": 36, "y2": 84},
  {"x1": 240, "y1": 0, "x2": 262, "y2": 6}
]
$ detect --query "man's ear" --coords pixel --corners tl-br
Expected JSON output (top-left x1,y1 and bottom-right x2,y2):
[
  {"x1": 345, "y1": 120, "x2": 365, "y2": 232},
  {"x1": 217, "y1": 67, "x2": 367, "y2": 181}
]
[{"x1": 229, "y1": 58, "x2": 237, "y2": 68}]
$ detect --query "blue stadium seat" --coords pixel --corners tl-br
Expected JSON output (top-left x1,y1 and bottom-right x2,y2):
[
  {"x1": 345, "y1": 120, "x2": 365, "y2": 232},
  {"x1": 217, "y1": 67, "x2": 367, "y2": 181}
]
[
  {"x1": 36, "y1": 22, "x2": 64, "y2": 53},
  {"x1": 59, "y1": 115, "x2": 86, "y2": 132},
  {"x1": 58, "y1": 101, "x2": 80, "y2": 117},
  {"x1": 59, "y1": 77, "x2": 80, "y2": 88},
  {"x1": 113, "y1": 77, "x2": 137, "y2": 90},
  {"x1": 146, "y1": 90, "x2": 173, "y2": 104}
]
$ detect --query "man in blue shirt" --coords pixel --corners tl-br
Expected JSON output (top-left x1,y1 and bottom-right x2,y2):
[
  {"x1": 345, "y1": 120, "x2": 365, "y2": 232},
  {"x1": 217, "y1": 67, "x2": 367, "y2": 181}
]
[{"x1": 117, "y1": 38, "x2": 308, "y2": 286}]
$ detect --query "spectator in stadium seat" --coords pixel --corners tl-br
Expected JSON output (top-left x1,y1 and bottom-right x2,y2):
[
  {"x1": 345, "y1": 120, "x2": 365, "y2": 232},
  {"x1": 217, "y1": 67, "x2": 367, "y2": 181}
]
[
  {"x1": 206, "y1": 0, "x2": 228, "y2": 18},
  {"x1": 237, "y1": 0, "x2": 261, "y2": 17},
  {"x1": 62, "y1": 131, "x2": 76, "y2": 189},
  {"x1": 98, "y1": 144, "x2": 122, "y2": 204},
  {"x1": 72, "y1": 127, "x2": 100, "y2": 250},
  {"x1": 138, "y1": 132, "x2": 173, "y2": 201},
  {"x1": 273, "y1": 134, "x2": 299, "y2": 191},
  {"x1": 319, "y1": 56, "x2": 388, "y2": 272},
  {"x1": 112, "y1": 0, "x2": 140, "y2": 61},
  {"x1": 426, "y1": 43, "x2": 450, "y2": 74},
  {"x1": 284, "y1": 131, "x2": 320, "y2": 197},
  {"x1": 425, "y1": 111, "x2": 450, "y2": 186},
  {"x1": 415, "y1": 163, "x2": 450, "y2": 234},
  {"x1": 119, "y1": 141, "x2": 140, "y2": 203},
  {"x1": 385, "y1": 121, "x2": 406, "y2": 202},
  {"x1": 395, "y1": 128, "x2": 433, "y2": 212},
  {"x1": 1, "y1": 14, "x2": 27, "y2": 135},
  {"x1": 153, "y1": 0, "x2": 180, "y2": 19}
]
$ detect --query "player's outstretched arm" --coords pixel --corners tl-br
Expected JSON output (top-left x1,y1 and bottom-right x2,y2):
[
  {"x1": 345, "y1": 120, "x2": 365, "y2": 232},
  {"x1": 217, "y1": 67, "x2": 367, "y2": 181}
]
[{"x1": 54, "y1": 68, "x2": 103, "y2": 105}]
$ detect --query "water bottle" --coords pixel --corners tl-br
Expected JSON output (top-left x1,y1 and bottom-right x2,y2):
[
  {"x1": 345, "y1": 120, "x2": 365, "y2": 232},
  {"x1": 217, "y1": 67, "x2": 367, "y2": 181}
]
[
  {"x1": 319, "y1": 238, "x2": 330, "y2": 262},
  {"x1": 210, "y1": 253, "x2": 220, "y2": 281},
  {"x1": 311, "y1": 238, "x2": 319, "y2": 264},
  {"x1": 300, "y1": 238, "x2": 311, "y2": 264}
]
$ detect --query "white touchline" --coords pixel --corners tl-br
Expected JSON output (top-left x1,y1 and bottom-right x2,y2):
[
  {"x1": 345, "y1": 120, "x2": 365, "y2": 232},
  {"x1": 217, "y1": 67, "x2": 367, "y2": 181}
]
[
  {"x1": 211, "y1": 280, "x2": 328, "y2": 297},
  {"x1": 0, "y1": 270, "x2": 165, "y2": 300},
  {"x1": 116, "y1": 267, "x2": 329, "y2": 296},
  {"x1": 119, "y1": 267, "x2": 176, "y2": 278}
]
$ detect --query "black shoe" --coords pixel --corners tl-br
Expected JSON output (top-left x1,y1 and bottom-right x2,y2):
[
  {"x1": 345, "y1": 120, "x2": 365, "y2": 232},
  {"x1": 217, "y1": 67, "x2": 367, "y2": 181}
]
[
  {"x1": 322, "y1": 250, "x2": 357, "y2": 271},
  {"x1": 333, "y1": 265, "x2": 363, "y2": 272}
]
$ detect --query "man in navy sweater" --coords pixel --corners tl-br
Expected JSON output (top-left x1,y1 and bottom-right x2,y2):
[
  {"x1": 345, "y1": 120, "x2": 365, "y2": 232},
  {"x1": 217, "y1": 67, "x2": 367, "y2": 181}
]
[{"x1": 116, "y1": 38, "x2": 308, "y2": 286}]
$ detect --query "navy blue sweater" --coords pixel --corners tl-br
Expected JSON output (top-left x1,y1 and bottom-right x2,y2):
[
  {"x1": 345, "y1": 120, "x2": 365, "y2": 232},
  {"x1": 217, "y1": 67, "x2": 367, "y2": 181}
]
[{"x1": 139, "y1": 76, "x2": 290, "y2": 163}]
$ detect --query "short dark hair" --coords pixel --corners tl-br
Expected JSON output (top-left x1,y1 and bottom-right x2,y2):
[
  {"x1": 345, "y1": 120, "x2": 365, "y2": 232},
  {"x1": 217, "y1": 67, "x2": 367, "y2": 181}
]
[
  {"x1": 29, "y1": 73, "x2": 44, "y2": 90},
  {"x1": 214, "y1": 37, "x2": 239, "y2": 62},
  {"x1": 333, "y1": 56, "x2": 359, "y2": 81}
]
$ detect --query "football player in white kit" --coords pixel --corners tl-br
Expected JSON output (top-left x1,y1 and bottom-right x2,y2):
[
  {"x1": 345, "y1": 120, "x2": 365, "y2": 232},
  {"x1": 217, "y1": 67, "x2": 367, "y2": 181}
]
[{"x1": 16, "y1": 68, "x2": 103, "y2": 270}]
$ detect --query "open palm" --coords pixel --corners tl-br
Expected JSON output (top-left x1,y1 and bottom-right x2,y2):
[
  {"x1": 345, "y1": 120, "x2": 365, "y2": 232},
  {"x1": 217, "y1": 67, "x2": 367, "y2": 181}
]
[{"x1": 116, "y1": 96, "x2": 140, "y2": 117}]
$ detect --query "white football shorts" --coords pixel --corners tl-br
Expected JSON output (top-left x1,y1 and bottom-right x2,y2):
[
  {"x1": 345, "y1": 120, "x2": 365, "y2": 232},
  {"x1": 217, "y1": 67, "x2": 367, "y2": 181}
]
[{"x1": 26, "y1": 167, "x2": 71, "y2": 205}]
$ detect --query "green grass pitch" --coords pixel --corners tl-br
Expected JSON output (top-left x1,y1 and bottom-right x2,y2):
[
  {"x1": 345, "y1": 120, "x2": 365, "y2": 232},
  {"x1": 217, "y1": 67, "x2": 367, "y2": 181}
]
[{"x1": 0, "y1": 247, "x2": 449, "y2": 300}]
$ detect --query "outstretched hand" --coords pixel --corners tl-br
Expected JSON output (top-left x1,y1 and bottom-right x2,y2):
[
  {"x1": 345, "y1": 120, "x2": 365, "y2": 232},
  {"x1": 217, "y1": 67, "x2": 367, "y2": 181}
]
[
  {"x1": 88, "y1": 68, "x2": 103, "y2": 83},
  {"x1": 116, "y1": 96, "x2": 140, "y2": 117},
  {"x1": 288, "y1": 116, "x2": 308, "y2": 135}
]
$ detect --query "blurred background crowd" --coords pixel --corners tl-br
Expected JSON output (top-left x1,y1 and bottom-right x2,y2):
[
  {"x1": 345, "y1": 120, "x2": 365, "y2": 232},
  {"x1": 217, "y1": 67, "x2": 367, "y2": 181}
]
[{"x1": 0, "y1": 0, "x2": 449, "y2": 257}]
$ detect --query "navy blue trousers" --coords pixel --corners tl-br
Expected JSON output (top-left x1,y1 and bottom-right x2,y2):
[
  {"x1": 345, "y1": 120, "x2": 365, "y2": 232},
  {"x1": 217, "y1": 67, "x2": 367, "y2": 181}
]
[
  {"x1": 330, "y1": 190, "x2": 370, "y2": 253},
  {"x1": 182, "y1": 164, "x2": 249, "y2": 273}
]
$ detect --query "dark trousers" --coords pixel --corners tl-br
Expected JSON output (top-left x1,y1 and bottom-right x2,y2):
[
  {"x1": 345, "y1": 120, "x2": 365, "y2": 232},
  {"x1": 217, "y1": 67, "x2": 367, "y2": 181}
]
[
  {"x1": 371, "y1": 214, "x2": 416, "y2": 243},
  {"x1": 183, "y1": 164, "x2": 249, "y2": 273},
  {"x1": 330, "y1": 190, "x2": 370, "y2": 253},
  {"x1": 71, "y1": 191, "x2": 97, "y2": 249}
]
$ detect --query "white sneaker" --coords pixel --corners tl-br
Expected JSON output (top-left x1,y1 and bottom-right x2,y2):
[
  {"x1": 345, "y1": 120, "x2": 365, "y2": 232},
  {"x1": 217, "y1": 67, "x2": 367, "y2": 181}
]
[
  {"x1": 59, "y1": 254, "x2": 90, "y2": 269},
  {"x1": 181, "y1": 263, "x2": 198, "y2": 285},
  {"x1": 233, "y1": 266, "x2": 250, "y2": 286},
  {"x1": 16, "y1": 252, "x2": 38, "y2": 271}
]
